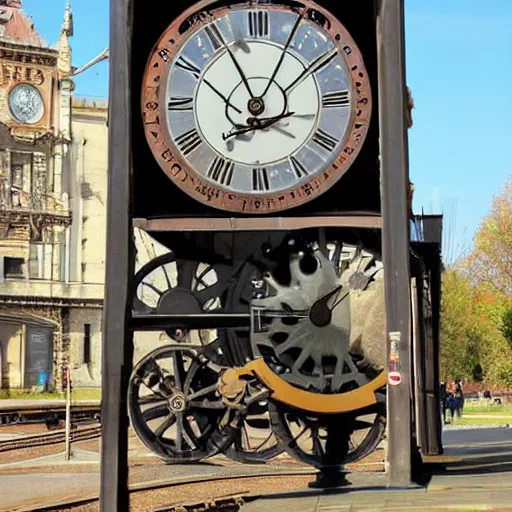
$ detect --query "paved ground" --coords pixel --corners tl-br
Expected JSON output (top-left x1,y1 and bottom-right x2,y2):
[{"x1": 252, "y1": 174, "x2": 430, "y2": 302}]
[
  {"x1": 0, "y1": 424, "x2": 511, "y2": 511},
  {"x1": 241, "y1": 427, "x2": 512, "y2": 511}
]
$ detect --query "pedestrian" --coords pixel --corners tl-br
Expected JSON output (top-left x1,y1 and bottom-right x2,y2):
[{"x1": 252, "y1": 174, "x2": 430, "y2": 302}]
[
  {"x1": 455, "y1": 379, "x2": 464, "y2": 416},
  {"x1": 440, "y1": 381, "x2": 448, "y2": 424},
  {"x1": 447, "y1": 393, "x2": 456, "y2": 422}
]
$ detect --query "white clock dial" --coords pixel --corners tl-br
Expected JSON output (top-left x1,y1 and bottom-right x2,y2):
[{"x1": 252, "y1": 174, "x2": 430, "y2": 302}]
[
  {"x1": 165, "y1": 9, "x2": 351, "y2": 195},
  {"x1": 142, "y1": 0, "x2": 372, "y2": 213},
  {"x1": 8, "y1": 84, "x2": 44, "y2": 125}
]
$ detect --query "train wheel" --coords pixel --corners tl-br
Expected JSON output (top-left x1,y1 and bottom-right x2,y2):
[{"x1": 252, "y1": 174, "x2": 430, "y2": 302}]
[
  {"x1": 133, "y1": 252, "x2": 230, "y2": 345},
  {"x1": 268, "y1": 400, "x2": 386, "y2": 468},
  {"x1": 128, "y1": 345, "x2": 232, "y2": 463},
  {"x1": 224, "y1": 394, "x2": 283, "y2": 464}
]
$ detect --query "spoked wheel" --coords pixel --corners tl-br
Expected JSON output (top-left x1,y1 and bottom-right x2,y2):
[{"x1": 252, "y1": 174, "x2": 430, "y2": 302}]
[
  {"x1": 268, "y1": 399, "x2": 386, "y2": 469},
  {"x1": 224, "y1": 394, "x2": 283, "y2": 464},
  {"x1": 133, "y1": 252, "x2": 231, "y2": 344},
  {"x1": 128, "y1": 345, "x2": 232, "y2": 463}
]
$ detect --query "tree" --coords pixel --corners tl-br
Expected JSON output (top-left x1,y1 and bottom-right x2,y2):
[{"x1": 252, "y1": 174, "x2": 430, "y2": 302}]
[
  {"x1": 500, "y1": 307, "x2": 512, "y2": 349},
  {"x1": 440, "y1": 175, "x2": 512, "y2": 386},
  {"x1": 471, "y1": 178, "x2": 512, "y2": 296},
  {"x1": 440, "y1": 268, "x2": 481, "y2": 382}
]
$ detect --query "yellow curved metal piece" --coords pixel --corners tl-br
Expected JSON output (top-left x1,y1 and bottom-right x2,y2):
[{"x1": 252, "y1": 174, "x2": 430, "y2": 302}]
[{"x1": 234, "y1": 359, "x2": 387, "y2": 414}]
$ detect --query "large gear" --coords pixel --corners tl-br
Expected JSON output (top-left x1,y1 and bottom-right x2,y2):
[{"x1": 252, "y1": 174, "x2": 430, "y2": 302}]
[{"x1": 251, "y1": 245, "x2": 369, "y2": 394}]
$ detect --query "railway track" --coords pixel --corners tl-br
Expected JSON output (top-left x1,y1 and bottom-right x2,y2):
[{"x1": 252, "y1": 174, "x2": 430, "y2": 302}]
[
  {"x1": 12, "y1": 469, "x2": 317, "y2": 512},
  {"x1": 0, "y1": 402, "x2": 101, "y2": 426},
  {"x1": 0, "y1": 424, "x2": 101, "y2": 452}
]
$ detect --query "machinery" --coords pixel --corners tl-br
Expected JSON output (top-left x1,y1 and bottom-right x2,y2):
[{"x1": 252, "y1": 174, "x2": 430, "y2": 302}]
[{"x1": 104, "y1": 0, "x2": 442, "y2": 494}]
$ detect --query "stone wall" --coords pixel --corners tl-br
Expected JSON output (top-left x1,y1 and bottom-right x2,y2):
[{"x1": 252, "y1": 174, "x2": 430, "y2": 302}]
[
  {"x1": 70, "y1": 111, "x2": 108, "y2": 285},
  {"x1": 68, "y1": 307, "x2": 102, "y2": 387}
]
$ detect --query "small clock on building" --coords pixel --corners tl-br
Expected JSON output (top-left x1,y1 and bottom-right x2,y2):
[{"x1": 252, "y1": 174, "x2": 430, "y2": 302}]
[{"x1": 8, "y1": 83, "x2": 45, "y2": 125}]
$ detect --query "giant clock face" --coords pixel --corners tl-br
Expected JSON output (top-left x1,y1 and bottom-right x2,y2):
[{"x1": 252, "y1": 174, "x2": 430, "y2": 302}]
[
  {"x1": 142, "y1": 0, "x2": 371, "y2": 214},
  {"x1": 8, "y1": 84, "x2": 45, "y2": 125}
]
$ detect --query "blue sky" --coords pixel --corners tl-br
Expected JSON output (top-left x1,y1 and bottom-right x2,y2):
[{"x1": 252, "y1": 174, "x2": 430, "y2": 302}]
[{"x1": 22, "y1": 1, "x2": 512, "y2": 258}]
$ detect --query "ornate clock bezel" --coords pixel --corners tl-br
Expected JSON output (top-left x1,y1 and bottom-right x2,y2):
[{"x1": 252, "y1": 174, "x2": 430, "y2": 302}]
[
  {"x1": 8, "y1": 82, "x2": 46, "y2": 126},
  {"x1": 141, "y1": 0, "x2": 372, "y2": 214}
]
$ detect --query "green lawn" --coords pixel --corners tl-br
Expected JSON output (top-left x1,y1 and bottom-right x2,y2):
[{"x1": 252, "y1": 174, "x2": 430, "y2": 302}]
[
  {"x1": 462, "y1": 401, "x2": 512, "y2": 416},
  {"x1": 0, "y1": 388, "x2": 101, "y2": 401},
  {"x1": 445, "y1": 400, "x2": 512, "y2": 426}
]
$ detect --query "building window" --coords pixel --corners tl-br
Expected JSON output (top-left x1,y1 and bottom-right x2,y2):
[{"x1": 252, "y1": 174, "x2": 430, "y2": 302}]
[
  {"x1": 83, "y1": 323, "x2": 91, "y2": 365},
  {"x1": 4, "y1": 257, "x2": 24, "y2": 277},
  {"x1": 29, "y1": 243, "x2": 53, "y2": 280},
  {"x1": 10, "y1": 152, "x2": 31, "y2": 209}
]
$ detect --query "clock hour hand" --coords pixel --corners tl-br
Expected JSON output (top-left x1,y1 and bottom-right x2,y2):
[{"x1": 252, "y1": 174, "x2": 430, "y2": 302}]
[
  {"x1": 222, "y1": 112, "x2": 295, "y2": 140},
  {"x1": 207, "y1": 22, "x2": 255, "y2": 99}
]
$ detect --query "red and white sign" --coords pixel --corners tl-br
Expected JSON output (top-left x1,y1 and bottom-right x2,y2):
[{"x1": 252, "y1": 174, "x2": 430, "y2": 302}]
[{"x1": 388, "y1": 371, "x2": 402, "y2": 386}]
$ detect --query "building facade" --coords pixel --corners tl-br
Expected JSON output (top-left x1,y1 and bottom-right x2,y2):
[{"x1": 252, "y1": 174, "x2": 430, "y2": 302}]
[{"x1": 0, "y1": 1, "x2": 105, "y2": 390}]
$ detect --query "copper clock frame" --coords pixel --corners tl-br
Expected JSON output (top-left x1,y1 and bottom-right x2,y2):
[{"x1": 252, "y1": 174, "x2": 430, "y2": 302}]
[{"x1": 141, "y1": 0, "x2": 372, "y2": 214}]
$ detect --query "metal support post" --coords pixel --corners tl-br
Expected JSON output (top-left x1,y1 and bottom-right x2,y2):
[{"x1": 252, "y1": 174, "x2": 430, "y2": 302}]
[
  {"x1": 377, "y1": 0, "x2": 413, "y2": 487},
  {"x1": 65, "y1": 366, "x2": 71, "y2": 461},
  {"x1": 100, "y1": 0, "x2": 134, "y2": 510}
]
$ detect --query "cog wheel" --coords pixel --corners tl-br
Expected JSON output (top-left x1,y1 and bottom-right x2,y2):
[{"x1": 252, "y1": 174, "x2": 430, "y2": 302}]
[{"x1": 252, "y1": 245, "x2": 368, "y2": 394}]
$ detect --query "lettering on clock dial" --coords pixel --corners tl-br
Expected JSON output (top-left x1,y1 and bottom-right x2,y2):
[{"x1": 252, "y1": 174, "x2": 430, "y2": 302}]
[
  {"x1": 248, "y1": 11, "x2": 269, "y2": 38},
  {"x1": 207, "y1": 156, "x2": 234, "y2": 186},
  {"x1": 175, "y1": 128, "x2": 203, "y2": 157},
  {"x1": 252, "y1": 168, "x2": 270, "y2": 191},
  {"x1": 175, "y1": 56, "x2": 202, "y2": 79},
  {"x1": 168, "y1": 96, "x2": 194, "y2": 111},
  {"x1": 289, "y1": 156, "x2": 309, "y2": 179},
  {"x1": 322, "y1": 90, "x2": 350, "y2": 108},
  {"x1": 312, "y1": 128, "x2": 338, "y2": 152}
]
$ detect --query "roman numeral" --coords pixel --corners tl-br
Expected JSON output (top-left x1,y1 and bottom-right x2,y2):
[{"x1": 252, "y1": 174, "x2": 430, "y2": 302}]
[
  {"x1": 175, "y1": 56, "x2": 202, "y2": 79},
  {"x1": 289, "y1": 156, "x2": 308, "y2": 179},
  {"x1": 248, "y1": 11, "x2": 269, "y2": 38},
  {"x1": 207, "y1": 156, "x2": 234, "y2": 186},
  {"x1": 204, "y1": 22, "x2": 227, "y2": 51},
  {"x1": 252, "y1": 168, "x2": 270, "y2": 191},
  {"x1": 312, "y1": 128, "x2": 338, "y2": 152},
  {"x1": 322, "y1": 90, "x2": 350, "y2": 108},
  {"x1": 168, "y1": 96, "x2": 194, "y2": 111},
  {"x1": 175, "y1": 128, "x2": 202, "y2": 157}
]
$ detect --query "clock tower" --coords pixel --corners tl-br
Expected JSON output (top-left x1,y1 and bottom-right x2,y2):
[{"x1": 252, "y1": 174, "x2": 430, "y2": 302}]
[{"x1": 0, "y1": 1, "x2": 75, "y2": 390}]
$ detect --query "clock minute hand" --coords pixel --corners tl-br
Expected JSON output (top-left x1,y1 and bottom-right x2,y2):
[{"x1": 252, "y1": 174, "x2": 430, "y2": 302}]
[
  {"x1": 203, "y1": 78, "x2": 242, "y2": 114},
  {"x1": 285, "y1": 47, "x2": 338, "y2": 95},
  {"x1": 260, "y1": 9, "x2": 307, "y2": 99},
  {"x1": 206, "y1": 22, "x2": 254, "y2": 98}
]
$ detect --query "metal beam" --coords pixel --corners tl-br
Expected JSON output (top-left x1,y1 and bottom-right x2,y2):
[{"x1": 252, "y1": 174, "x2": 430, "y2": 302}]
[
  {"x1": 377, "y1": 0, "x2": 413, "y2": 487},
  {"x1": 131, "y1": 313, "x2": 251, "y2": 330},
  {"x1": 100, "y1": 0, "x2": 134, "y2": 510},
  {"x1": 133, "y1": 214, "x2": 383, "y2": 232}
]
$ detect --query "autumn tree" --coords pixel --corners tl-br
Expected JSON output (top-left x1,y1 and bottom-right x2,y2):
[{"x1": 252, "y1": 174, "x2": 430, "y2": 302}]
[
  {"x1": 440, "y1": 176, "x2": 512, "y2": 386},
  {"x1": 470, "y1": 178, "x2": 512, "y2": 296}
]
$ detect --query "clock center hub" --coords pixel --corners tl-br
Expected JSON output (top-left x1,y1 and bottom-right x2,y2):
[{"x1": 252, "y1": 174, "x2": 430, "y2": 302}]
[
  {"x1": 194, "y1": 40, "x2": 320, "y2": 166},
  {"x1": 247, "y1": 97, "x2": 265, "y2": 116}
]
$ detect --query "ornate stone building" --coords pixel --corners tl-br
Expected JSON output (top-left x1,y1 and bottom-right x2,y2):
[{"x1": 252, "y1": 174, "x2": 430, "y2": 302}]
[{"x1": 0, "y1": 1, "x2": 104, "y2": 390}]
